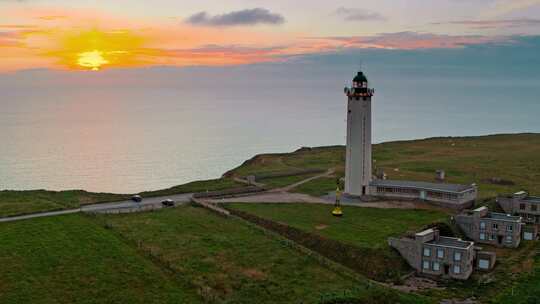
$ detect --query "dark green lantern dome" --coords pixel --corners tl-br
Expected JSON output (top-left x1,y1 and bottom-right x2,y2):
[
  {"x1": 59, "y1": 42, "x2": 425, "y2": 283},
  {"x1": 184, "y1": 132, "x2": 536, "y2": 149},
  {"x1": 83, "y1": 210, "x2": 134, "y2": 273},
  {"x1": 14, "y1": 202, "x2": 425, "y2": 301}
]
[{"x1": 353, "y1": 71, "x2": 368, "y2": 83}]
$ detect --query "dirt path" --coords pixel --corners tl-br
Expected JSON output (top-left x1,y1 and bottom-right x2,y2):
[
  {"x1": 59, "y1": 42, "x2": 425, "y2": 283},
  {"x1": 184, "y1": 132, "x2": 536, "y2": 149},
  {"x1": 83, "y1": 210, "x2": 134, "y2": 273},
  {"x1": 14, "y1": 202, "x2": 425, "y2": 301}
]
[
  {"x1": 208, "y1": 191, "x2": 447, "y2": 210},
  {"x1": 269, "y1": 168, "x2": 335, "y2": 193},
  {"x1": 233, "y1": 177, "x2": 266, "y2": 188}
]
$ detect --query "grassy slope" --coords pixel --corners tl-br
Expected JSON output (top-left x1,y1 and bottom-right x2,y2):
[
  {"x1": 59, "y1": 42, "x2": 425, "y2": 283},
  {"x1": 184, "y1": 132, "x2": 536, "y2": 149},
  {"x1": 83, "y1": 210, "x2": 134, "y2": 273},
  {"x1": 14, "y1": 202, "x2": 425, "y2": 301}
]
[
  {"x1": 99, "y1": 205, "x2": 427, "y2": 304},
  {"x1": 226, "y1": 203, "x2": 540, "y2": 303},
  {"x1": 0, "y1": 190, "x2": 130, "y2": 218},
  {"x1": 292, "y1": 177, "x2": 338, "y2": 197},
  {"x1": 226, "y1": 133, "x2": 540, "y2": 200},
  {"x1": 259, "y1": 173, "x2": 319, "y2": 188},
  {"x1": 226, "y1": 203, "x2": 447, "y2": 248},
  {"x1": 3, "y1": 133, "x2": 538, "y2": 217},
  {"x1": 491, "y1": 242, "x2": 540, "y2": 303},
  {"x1": 0, "y1": 178, "x2": 240, "y2": 218},
  {"x1": 0, "y1": 214, "x2": 199, "y2": 304}
]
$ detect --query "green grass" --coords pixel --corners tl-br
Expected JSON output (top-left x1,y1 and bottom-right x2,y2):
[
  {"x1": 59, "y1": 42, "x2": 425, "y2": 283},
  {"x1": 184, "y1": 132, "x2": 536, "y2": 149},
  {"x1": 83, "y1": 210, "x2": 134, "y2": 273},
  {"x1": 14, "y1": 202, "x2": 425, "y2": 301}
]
[
  {"x1": 226, "y1": 203, "x2": 447, "y2": 248},
  {"x1": 225, "y1": 203, "x2": 540, "y2": 302},
  {"x1": 98, "y1": 205, "x2": 428, "y2": 304},
  {"x1": 225, "y1": 146, "x2": 344, "y2": 178},
  {"x1": 0, "y1": 178, "x2": 240, "y2": 218},
  {"x1": 226, "y1": 133, "x2": 540, "y2": 200},
  {"x1": 138, "y1": 178, "x2": 241, "y2": 197},
  {"x1": 0, "y1": 214, "x2": 199, "y2": 304},
  {"x1": 292, "y1": 177, "x2": 339, "y2": 197},
  {"x1": 259, "y1": 173, "x2": 318, "y2": 188},
  {"x1": 0, "y1": 190, "x2": 129, "y2": 218},
  {"x1": 492, "y1": 244, "x2": 540, "y2": 303}
]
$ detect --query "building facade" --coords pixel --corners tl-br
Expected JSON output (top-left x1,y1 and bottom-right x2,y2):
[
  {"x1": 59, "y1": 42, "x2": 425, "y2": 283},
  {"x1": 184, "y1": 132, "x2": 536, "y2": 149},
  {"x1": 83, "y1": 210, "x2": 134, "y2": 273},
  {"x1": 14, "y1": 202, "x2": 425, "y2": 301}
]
[
  {"x1": 389, "y1": 228, "x2": 475, "y2": 280},
  {"x1": 370, "y1": 179, "x2": 477, "y2": 210},
  {"x1": 498, "y1": 191, "x2": 540, "y2": 225},
  {"x1": 455, "y1": 206, "x2": 523, "y2": 248},
  {"x1": 343, "y1": 71, "x2": 374, "y2": 197}
]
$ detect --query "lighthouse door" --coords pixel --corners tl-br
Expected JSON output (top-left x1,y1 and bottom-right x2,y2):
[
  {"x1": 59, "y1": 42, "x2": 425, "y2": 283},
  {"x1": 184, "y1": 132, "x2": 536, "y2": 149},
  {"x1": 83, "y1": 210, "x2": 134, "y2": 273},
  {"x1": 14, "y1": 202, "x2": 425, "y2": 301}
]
[{"x1": 362, "y1": 186, "x2": 366, "y2": 195}]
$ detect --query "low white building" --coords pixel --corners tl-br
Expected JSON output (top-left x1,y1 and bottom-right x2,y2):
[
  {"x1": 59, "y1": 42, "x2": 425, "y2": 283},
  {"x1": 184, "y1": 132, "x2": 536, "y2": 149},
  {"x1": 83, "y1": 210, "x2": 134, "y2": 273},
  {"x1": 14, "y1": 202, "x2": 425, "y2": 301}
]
[{"x1": 370, "y1": 179, "x2": 477, "y2": 210}]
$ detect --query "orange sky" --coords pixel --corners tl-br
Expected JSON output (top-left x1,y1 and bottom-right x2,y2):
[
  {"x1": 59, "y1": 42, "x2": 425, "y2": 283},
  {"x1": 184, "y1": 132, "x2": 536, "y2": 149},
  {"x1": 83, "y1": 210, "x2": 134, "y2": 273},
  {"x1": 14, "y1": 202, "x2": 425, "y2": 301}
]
[{"x1": 0, "y1": 4, "x2": 528, "y2": 72}]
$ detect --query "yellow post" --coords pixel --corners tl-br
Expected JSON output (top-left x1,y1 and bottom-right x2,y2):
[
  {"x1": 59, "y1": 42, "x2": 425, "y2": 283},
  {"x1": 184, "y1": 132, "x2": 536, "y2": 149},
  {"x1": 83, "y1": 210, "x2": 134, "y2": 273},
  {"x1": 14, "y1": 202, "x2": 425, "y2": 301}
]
[{"x1": 332, "y1": 186, "x2": 343, "y2": 217}]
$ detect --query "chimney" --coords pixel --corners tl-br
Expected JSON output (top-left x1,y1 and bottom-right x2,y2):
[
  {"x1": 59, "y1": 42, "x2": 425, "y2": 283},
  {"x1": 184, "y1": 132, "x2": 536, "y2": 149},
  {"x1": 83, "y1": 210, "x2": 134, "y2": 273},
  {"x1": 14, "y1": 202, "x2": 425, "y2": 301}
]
[{"x1": 436, "y1": 170, "x2": 445, "y2": 182}]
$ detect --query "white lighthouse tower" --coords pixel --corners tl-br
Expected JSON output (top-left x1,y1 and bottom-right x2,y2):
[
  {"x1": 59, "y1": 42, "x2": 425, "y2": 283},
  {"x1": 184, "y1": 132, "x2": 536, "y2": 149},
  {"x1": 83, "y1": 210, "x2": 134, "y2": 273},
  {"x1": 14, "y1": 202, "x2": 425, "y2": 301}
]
[{"x1": 344, "y1": 71, "x2": 375, "y2": 197}]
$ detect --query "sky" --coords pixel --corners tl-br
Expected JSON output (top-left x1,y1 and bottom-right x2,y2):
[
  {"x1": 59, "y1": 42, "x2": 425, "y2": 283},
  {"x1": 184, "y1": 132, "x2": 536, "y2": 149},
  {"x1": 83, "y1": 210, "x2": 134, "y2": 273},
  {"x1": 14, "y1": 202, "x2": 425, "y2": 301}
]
[{"x1": 1, "y1": 0, "x2": 540, "y2": 72}]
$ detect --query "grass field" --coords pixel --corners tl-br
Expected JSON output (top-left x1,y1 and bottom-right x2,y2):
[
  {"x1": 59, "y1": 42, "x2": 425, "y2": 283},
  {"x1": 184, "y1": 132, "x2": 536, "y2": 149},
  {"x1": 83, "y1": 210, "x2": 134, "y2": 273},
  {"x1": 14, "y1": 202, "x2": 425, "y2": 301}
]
[
  {"x1": 137, "y1": 178, "x2": 241, "y2": 197},
  {"x1": 292, "y1": 177, "x2": 338, "y2": 197},
  {"x1": 226, "y1": 203, "x2": 540, "y2": 303},
  {"x1": 98, "y1": 205, "x2": 428, "y2": 304},
  {"x1": 225, "y1": 133, "x2": 540, "y2": 200},
  {"x1": 491, "y1": 243, "x2": 540, "y2": 304},
  {"x1": 0, "y1": 190, "x2": 129, "y2": 218},
  {"x1": 226, "y1": 203, "x2": 448, "y2": 248},
  {"x1": 0, "y1": 205, "x2": 429, "y2": 304},
  {"x1": 0, "y1": 178, "x2": 240, "y2": 218},
  {"x1": 0, "y1": 214, "x2": 199, "y2": 304},
  {"x1": 258, "y1": 173, "x2": 319, "y2": 188}
]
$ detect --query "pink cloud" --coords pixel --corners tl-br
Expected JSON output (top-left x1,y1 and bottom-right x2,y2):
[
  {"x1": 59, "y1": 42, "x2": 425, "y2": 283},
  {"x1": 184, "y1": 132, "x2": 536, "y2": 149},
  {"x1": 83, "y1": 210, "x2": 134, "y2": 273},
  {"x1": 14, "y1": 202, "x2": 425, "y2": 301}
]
[{"x1": 315, "y1": 32, "x2": 507, "y2": 50}]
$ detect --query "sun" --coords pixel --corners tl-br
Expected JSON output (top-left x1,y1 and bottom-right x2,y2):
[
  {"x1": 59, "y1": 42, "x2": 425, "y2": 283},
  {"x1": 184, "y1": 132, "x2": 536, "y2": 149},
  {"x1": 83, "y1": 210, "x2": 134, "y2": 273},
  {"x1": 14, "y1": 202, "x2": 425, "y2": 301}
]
[
  {"x1": 47, "y1": 29, "x2": 147, "y2": 71},
  {"x1": 77, "y1": 50, "x2": 109, "y2": 71}
]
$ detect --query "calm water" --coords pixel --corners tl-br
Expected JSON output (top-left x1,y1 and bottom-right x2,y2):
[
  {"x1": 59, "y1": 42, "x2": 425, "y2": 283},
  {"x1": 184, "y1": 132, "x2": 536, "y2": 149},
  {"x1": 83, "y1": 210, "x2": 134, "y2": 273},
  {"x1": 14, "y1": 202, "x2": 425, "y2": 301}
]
[{"x1": 1, "y1": 62, "x2": 539, "y2": 193}]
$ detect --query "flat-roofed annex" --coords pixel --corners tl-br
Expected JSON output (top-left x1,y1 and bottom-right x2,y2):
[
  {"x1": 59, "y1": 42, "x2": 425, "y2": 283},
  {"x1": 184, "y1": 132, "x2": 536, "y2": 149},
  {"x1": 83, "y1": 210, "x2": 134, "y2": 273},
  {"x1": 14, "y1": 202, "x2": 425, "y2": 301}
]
[{"x1": 371, "y1": 179, "x2": 475, "y2": 194}]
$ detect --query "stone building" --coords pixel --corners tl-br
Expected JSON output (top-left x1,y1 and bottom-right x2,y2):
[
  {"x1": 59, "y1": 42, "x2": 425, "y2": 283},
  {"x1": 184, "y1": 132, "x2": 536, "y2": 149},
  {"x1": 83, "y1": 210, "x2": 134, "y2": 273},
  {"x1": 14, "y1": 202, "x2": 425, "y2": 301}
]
[
  {"x1": 370, "y1": 179, "x2": 477, "y2": 210},
  {"x1": 497, "y1": 191, "x2": 540, "y2": 241},
  {"x1": 388, "y1": 228, "x2": 475, "y2": 280},
  {"x1": 455, "y1": 206, "x2": 523, "y2": 248},
  {"x1": 497, "y1": 191, "x2": 540, "y2": 225}
]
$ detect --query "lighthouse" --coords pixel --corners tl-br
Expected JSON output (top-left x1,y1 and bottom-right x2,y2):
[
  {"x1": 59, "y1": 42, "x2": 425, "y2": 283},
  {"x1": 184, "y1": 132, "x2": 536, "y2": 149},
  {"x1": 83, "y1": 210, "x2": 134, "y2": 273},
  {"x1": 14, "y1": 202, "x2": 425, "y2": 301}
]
[{"x1": 344, "y1": 71, "x2": 375, "y2": 197}]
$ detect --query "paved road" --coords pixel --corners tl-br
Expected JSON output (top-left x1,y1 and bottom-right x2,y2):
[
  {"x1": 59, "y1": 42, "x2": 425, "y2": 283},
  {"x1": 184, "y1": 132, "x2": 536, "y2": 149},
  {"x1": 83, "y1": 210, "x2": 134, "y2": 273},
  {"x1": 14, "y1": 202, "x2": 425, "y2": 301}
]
[{"x1": 0, "y1": 193, "x2": 194, "y2": 223}]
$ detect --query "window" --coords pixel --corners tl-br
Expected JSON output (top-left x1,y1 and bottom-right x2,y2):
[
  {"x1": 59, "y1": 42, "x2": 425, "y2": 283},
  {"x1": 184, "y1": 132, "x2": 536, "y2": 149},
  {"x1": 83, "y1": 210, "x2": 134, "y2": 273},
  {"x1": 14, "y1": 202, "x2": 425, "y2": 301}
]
[
  {"x1": 493, "y1": 223, "x2": 498, "y2": 230},
  {"x1": 532, "y1": 205, "x2": 538, "y2": 212},
  {"x1": 478, "y1": 259, "x2": 489, "y2": 270},
  {"x1": 423, "y1": 260, "x2": 430, "y2": 270},
  {"x1": 490, "y1": 234, "x2": 496, "y2": 241},
  {"x1": 437, "y1": 249, "x2": 444, "y2": 259},
  {"x1": 454, "y1": 252, "x2": 462, "y2": 261},
  {"x1": 507, "y1": 225, "x2": 513, "y2": 232},
  {"x1": 423, "y1": 248, "x2": 431, "y2": 257},
  {"x1": 520, "y1": 204, "x2": 526, "y2": 210},
  {"x1": 479, "y1": 221, "x2": 486, "y2": 230},
  {"x1": 506, "y1": 235, "x2": 513, "y2": 243},
  {"x1": 479, "y1": 232, "x2": 486, "y2": 240},
  {"x1": 454, "y1": 265, "x2": 461, "y2": 274},
  {"x1": 433, "y1": 261, "x2": 441, "y2": 271}
]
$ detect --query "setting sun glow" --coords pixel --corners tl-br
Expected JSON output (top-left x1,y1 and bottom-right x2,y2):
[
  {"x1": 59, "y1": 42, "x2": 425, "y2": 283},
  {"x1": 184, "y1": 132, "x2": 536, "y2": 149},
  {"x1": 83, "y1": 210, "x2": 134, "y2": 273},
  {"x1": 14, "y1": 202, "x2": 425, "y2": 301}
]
[
  {"x1": 45, "y1": 29, "x2": 147, "y2": 71},
  {"x1": 77, "y1": 50, "x2": 109, "y2": 70}
]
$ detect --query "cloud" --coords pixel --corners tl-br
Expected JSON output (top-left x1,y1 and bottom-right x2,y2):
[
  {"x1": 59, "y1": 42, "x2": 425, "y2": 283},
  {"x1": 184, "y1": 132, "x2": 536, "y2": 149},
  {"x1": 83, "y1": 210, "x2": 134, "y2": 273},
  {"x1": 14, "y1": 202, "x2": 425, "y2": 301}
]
[
  {"x1": 481, "y1": 0, "x2": 540, "y2": 18},
  {"x1": 334, "y1": 7, "x2": 386, "y2": 22},
  {"x1": 314, "y1": 32, "x2": 508, "y2": 50},
  {"x1": 185, "y1": 8, "x2": 285, "y2": 27},
  {"x1": 0, "y1": 31, "x2": 24, "y2": 47},
  {"x1": 432, "y1": 18, "x2": 540, "y2": 29}
]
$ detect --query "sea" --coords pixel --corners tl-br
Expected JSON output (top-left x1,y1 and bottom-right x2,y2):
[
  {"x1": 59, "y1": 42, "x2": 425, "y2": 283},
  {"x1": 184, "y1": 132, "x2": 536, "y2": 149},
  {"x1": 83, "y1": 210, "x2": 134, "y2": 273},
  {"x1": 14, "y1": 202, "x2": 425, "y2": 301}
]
[{"x1": 1, "y1": 56, "x2": 539, "y2": 193}]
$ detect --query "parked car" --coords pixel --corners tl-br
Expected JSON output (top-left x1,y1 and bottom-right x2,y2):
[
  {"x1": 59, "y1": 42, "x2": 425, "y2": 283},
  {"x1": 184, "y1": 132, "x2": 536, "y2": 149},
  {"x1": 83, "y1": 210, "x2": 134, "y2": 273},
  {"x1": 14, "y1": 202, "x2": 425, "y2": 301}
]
[
  {"x1": 131, "y1": 195, "x2": 142, "y2": 203},
  {"x1": 161, "y1": 199, "x2": 174, "y2": 207}
]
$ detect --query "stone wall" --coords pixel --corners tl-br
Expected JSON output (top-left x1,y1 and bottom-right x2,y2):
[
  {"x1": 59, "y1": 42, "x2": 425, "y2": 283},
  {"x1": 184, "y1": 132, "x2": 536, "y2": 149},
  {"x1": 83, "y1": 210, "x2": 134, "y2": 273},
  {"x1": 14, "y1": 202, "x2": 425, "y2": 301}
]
[{"x1": 226, "y1": 207, "x2": 409, "y2": 282}]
